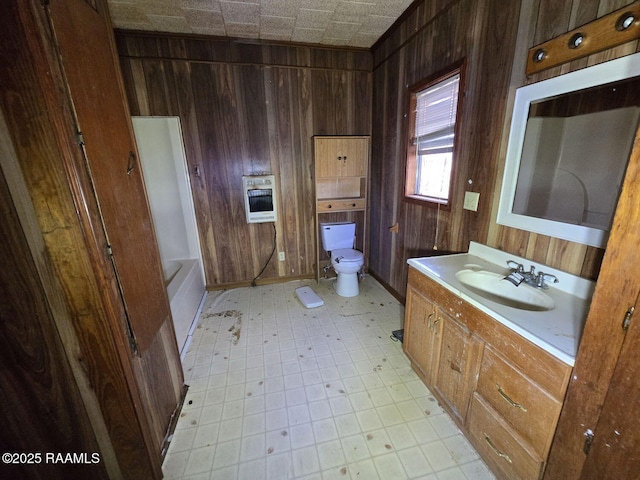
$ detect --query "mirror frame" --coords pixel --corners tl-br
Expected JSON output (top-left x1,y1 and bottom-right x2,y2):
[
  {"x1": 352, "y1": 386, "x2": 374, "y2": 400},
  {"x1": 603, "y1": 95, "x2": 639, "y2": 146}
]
[{"x1": 497, "y1": 52, "x2": 640, "y2": 248}]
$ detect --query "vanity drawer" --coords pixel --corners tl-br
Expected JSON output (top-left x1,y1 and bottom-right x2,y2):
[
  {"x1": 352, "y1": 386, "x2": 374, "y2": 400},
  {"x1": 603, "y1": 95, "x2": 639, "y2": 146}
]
[
  {"x1": 317, "y1": 198, "x2": 365, "y2": 212},
  {"x1": 476, "y1": 347, "x2": 562, "y2": 457},
  {"x1": 468, "y1": 393, "x2": 543, "y2": 480}
]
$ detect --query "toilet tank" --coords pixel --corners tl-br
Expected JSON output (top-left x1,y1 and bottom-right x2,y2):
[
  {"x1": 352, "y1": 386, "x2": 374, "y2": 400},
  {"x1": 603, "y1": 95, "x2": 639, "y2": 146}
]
[{"x1": 321, "y1": 222, "x2": 356, "y2": 251}]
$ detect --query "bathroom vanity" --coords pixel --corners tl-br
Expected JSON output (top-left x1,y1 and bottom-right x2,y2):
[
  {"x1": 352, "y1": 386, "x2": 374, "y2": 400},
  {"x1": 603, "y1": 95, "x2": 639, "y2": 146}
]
[{"x1": 404, "y1": 243, "x2": 594, "y2": 480}]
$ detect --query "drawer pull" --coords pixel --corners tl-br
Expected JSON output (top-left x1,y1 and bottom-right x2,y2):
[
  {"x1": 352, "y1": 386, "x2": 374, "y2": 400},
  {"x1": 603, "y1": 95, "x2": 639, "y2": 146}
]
[
  {"x1": 483, "y1": 432, "x2": 513, "y2": 464},
  {"x1": 496, "y1": 384, "x2": 528, "y2": 412}
]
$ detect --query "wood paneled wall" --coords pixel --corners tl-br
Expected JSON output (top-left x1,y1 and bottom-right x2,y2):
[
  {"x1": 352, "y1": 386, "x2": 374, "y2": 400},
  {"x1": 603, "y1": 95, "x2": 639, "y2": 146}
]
[
  {"x1": 369, "y1": 0, "x2": 522, "y2": 297},
  {"x1": 1, "y1": 2, "x2": 185, "y2": 477},
  {"x1": 116, "y1": 32, "x2": 372, "y2": 287},
  {"x1": 370, "y1": 0, "x2": 638, "y2": 299},
  {"x1": 486, "y1": 0, "x2": 640, "y2": 282},
  {"x1": 116, "y1": 0, "x2": 636, "y2": 295}
]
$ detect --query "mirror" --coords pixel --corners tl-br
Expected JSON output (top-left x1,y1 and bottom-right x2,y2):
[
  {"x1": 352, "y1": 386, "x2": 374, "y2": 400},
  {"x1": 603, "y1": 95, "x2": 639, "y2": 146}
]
[{"x1": 497, "y1": 52, "x2": 640, "y2": 248}]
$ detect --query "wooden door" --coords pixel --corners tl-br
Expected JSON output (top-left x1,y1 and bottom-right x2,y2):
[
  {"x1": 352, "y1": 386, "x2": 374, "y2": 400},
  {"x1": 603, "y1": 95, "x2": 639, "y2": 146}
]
[
  {"x1": 544, "y1": 122, "x2": 640, "y2": 479},
  {"x1": 48, "y1": 0, "x2": 169, "y2": 352},
  {"x1": 0, "y1": 138, "x2": 107, "y2": 479},
  {"x1": 544, "y1": 117, "x2": 640, "y2": 480},
  {"x1": 579, "y1": 291, "x2": 640, "y2": 479}
]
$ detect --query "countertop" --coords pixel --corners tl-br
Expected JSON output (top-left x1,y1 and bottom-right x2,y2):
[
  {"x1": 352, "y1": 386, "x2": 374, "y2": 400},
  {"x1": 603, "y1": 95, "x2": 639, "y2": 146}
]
[{"x1": 407, "y1": 242, "x2": 595, "y2": 366}]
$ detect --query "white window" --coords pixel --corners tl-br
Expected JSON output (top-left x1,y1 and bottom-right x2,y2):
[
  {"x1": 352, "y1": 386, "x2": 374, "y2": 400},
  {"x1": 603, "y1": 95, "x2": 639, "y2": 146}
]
[{"x1": 406, "y1": 68, "x2": 462, "y2": 205}]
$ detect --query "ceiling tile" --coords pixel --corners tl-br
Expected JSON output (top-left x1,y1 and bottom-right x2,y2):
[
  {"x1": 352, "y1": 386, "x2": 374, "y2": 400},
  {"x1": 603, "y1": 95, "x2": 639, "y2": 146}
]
[
  {"x1": 225, "y1": 22, "x2": 260, "y2": 37},
  {"x1": 108, "y1": 3, "x2": 149, "y2": 24},
  {"x1": 180, "y1": 0, "x2": 220, "y2": 11},
  {"x1": 325, "y1": 21, "x2": 360, "y2": 40},
  {"x1": 333, "y1": 1, "x2": 372, "y2": 24},
  {"x1": 220, "y1": 1, "x2": 260, "y2": 24},
  {"x1": 295, "y1": 8, "x2": 332, "y2": 30},
  {"x1": 350, "y1": 31, "x2": 380, "y2": 47},
  {"x1": 291, "y1": 27, "x2": 324, "y2": 44},
  {"x1": 261, "y1": 15, "x2": 296, "y2": 33},
  {"x1": 147, "y1": 14, "x2": 191, "y2": 32},
  {"x1": 108, "y1": 0, "x2": 413, "y2": 48},
  {"x1": 185, "y1": 9, "x2": 225, "y2": 29},
  {"x1": 261, "y1": 0, "x2": 299, "y2": 17}
]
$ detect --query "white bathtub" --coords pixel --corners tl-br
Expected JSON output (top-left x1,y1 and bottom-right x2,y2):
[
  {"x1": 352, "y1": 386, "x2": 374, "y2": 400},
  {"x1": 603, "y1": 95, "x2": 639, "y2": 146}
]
[{"x1": 163, "y1": 259, "x2": 205, "y2": 355}]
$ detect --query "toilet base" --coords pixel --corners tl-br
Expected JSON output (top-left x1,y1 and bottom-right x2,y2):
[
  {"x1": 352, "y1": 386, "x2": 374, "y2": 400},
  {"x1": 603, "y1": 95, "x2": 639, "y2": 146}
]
[{"x1": 334, "y1": 272, "x2": 360, "y2": 297}]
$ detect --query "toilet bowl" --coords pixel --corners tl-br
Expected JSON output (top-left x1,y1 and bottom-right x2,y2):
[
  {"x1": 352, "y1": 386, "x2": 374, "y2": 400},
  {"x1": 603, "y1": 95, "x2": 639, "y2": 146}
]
[
  {"x1": 331, "y1": 248, "x2": 364, "y2": 297},
  {"x1": 320, "y1": 222, "x2": 364, "y2": 297}
]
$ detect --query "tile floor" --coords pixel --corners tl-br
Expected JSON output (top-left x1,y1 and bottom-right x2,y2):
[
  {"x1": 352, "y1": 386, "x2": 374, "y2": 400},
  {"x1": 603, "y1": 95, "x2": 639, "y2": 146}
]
[{"x1": 162, "y1": 276, "x2": 496, "y2": 479}]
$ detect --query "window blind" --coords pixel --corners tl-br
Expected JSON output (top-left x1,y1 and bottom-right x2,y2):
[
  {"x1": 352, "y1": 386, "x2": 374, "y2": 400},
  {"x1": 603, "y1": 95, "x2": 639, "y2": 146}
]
[{"x1": 415, "y1": 74, "x2": 460, "y2": 155}]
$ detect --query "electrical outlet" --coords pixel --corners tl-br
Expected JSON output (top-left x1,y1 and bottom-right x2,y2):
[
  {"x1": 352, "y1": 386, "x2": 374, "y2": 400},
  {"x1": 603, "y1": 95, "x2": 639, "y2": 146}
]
[
  {"x1": 278, "y1": 252, "x2": 285, "y2": 261},
  {"x1": 463, "y1": 191, "x2": 480, "y2": 211}
]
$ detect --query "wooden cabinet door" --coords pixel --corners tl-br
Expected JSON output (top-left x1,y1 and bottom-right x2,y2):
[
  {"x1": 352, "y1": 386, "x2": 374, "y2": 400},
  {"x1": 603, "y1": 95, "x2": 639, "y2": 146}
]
[
  {"x1": 48, "y1": 0, "x2": 169, "y2": 352},
  {"x1": 338, "y1": 138, "x2": 367, "y2": 177},
  {"x1": 404, "y1": 285, "x2": 441, "y2": 384},
  {"x1": 316, "y1": 137, "x2": 367, "y2": 177},
  {"x1": 435, "y1": 313, "x2": 482, "y2": 423},
  {"x1": 579, "y1": 291, "x2": 640, "y2": 479}
]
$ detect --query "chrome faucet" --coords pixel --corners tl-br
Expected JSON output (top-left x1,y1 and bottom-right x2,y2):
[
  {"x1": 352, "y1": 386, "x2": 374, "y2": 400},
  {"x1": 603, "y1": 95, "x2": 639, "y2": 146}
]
[
  {"x1": 507, "y1": 260, "x2": 525, "y2": 274},
  {"x1": 506, "y1": 261, "x2": 559, "y2": 289},
  {"x1": 534, "y1": 272, "x2": 558, "y2": 289}
]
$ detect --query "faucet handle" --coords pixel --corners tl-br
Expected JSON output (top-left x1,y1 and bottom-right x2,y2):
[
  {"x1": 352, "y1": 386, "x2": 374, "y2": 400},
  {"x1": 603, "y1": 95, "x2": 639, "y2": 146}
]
[
  {"x1": 507, "y1": 260, "x2": 524, "y2": 273},
  {"x1": 536, "y1": 272, "x2": 558, "y2": 289}
]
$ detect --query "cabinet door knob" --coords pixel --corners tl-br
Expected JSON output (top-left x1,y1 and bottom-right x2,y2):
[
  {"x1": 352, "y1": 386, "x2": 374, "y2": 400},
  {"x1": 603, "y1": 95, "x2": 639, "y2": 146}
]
[{"x1": 327, "y1": 204, "x2": 332, "y2": 208}]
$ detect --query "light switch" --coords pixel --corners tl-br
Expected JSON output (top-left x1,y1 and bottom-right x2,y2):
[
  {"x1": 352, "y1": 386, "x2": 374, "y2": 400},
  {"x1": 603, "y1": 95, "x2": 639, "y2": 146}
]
[{"x1": 463, "y1": 191, "x2": 480, "y2": 211}]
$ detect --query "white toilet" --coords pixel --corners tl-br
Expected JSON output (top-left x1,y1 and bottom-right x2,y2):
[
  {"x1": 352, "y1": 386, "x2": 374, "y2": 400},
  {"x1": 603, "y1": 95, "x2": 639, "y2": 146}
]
[{"x1": 320, "y1": 222, "x2": 364, "y2": 297}]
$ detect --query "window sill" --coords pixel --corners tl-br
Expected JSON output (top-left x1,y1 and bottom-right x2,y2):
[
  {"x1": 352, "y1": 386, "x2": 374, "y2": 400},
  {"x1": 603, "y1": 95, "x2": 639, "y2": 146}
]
[{"x1": 404, "y1": 194, "x2": 451, "y2": 210}]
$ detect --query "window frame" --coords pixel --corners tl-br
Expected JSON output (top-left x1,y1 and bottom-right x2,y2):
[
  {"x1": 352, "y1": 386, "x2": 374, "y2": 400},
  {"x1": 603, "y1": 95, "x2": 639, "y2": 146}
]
[{"x1": 404, "y1": 60, "x2": 466, "y2": 208}]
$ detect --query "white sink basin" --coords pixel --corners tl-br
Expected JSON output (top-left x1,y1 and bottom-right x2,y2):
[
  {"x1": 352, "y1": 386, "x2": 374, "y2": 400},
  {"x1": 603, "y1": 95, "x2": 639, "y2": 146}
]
[{"x1": 455, "y1": 269, "x2": 555, "y2": 311}]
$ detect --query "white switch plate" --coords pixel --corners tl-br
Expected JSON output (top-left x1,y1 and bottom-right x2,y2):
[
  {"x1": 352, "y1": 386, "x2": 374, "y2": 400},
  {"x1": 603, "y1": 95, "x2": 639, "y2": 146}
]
[
  {"x1": 278, "y1": 252, "x2": 285, "y2": 261},
  {"x1": 463, "y1": 191, "x2": 480, "y2": 211}
]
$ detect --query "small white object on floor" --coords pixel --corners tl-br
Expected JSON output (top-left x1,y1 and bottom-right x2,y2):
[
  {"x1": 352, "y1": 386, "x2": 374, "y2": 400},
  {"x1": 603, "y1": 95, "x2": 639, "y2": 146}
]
[{"x1": 295, "y1": 286, "x2": 324, "y2": 308}]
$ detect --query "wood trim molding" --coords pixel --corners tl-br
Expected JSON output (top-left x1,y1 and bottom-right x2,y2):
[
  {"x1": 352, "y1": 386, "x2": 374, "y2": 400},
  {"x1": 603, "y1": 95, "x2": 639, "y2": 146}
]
[{"x1": 526, "y1": 0, "x2": 640, "y2": 75}]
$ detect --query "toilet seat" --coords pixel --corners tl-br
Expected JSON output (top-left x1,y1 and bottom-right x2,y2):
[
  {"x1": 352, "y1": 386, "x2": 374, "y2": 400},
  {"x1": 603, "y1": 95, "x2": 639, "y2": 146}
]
[
  {"x1": 328, "y1": 248, "x2": 364, "y2": 298},
  {"x1": 331, "y1": 248, "x2": 364, "y2": 263}
]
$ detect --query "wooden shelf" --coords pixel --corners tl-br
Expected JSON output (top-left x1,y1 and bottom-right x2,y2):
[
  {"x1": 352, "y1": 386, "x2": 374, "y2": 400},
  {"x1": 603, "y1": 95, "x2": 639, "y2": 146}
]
[
  {"x1": 314, "y1": 136, "x2": 370, "y2": 281},
  {"x1": 317, "y1": 198, "x2": 365, "y2": 213},
  {"x1": 316, "y1": 176, "x2": 366, "y2": 199}
]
